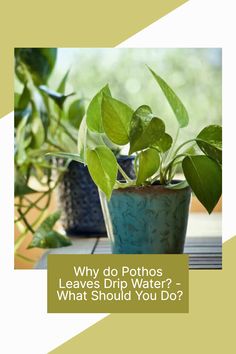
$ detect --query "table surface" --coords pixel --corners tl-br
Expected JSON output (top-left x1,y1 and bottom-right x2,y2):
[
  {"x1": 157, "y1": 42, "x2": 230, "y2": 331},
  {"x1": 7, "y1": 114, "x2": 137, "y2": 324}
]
[{"x1": 35, "y1": 236, "x2": 222, "y2": 270}]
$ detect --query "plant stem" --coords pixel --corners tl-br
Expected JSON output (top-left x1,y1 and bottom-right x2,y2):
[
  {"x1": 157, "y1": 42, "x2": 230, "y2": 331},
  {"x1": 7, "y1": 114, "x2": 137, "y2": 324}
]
[
  {"x1": 117, "y1": 164, "x2": 133, "y2": 183},
  {"x1": 165, "y1": 127, "x2": 180, "y2": 163},
  {"x1": 15, "y1": 253, "x2": 35, "y2": 263},
  {"x1": 164, "y1": 153, "x2": 187, "y2": 182},
  {"x1": 173, "y1": 138, "x2": 196, "y2": 157},
  {"x1": 15, "y1": 173, "x2": 62, "y2": 222},
  {"x1": 17, "y1": 208, "x2": 35, "y2": 234}
]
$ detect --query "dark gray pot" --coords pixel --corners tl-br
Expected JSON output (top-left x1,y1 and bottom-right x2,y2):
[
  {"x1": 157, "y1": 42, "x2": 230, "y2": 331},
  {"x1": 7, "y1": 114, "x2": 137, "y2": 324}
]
[{"x1": 56, "y1": 156, "x2": 135, "y2": 236}]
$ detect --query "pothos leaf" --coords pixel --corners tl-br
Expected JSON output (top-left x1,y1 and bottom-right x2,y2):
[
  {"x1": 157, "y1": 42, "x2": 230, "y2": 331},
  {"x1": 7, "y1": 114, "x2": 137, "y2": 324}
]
[
  {"x1": 87, "y1": 84, "x2": 111, "y2": 133},
  {"x1": 30, "y1": 109, "x2": 45, "y2": 149},
  {"x1": 102, "y1": 95, "x2": 133, "y2": 145},
  {"x1": 148, "y1": 66, "x2": 189, "y2": 128},
  {"x1": 68, "y1": 99, "x2": 85, "y2": 129},
  {"x1": 152, "y1": 133, "x2": 173, "y2": 153},
  {"x1": 86, "y1": 146, "x2": 118, "y2": 199},
  {"x1": 136, "y1": 148, "x2": 160, "y2": 185},
  {"x1": 129, "y1": 105, "x2": 165, "y2": 154},
  {"x1": 182, "y1": 155, "x2": 222, "y2": 213},
  {"x1": 196, "y1": 125, "x2": 222, "y2": 164},
  {"x1": 28, "y1": 211, "x2": 71, "y2": 249}
]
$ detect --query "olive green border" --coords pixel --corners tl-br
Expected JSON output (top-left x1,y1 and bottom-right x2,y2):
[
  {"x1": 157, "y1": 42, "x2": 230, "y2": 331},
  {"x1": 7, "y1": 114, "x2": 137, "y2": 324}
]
[
  {"x1": 0, "y1": 0, "x2": 188, "y2": 118},
  {"x1": 50, "y1": 236, "x2": 235, "y2": 353}
]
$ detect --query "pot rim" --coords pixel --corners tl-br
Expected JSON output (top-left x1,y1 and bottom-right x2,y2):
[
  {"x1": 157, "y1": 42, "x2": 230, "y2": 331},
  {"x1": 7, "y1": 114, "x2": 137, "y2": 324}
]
[{"x1": 113, "y1": 179, "x2": 191, "y2": 195}]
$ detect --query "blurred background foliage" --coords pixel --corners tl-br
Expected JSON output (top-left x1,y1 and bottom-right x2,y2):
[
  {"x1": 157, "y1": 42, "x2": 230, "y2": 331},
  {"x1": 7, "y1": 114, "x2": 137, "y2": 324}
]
[
  {"x1": 52, "y1": 48, "x2": 221, "y2": 142},
  {"x1": 15, "y1": 48, "x2": 222, "y2": 144}
]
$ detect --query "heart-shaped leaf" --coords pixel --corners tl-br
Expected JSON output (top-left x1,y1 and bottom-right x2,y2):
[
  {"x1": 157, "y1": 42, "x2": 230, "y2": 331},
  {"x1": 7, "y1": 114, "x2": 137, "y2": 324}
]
[
  {"x1": 148, "y1": 66, "x2": 189, "y2": 128},
  {"x1": 153, "y1": 133, "x2": 173, "y2": 152},
  {"x1": 28, "y1": 211, "x2": 71, "y2": 249},
  {"x1": 86, "y1": 146, "x2": 118, "y2": 199},
  {"x1": 136, "y1": 148, "x2": 160, "y2": 185},
  {"x1": 196, "y1": 125, "x2": 222, "y2": 164},
  {"x1": 182, "y1": 155, "x2": 222, "y2": 213},
  {"x1": 68, "y1": 99, "x2": 85, "y2": 129},
  {"x1": 87, "y1": 84, "x2": 111, "y2": 133},
  {"x1": 102, "y1": 95, "x2": 133, "y2": 145},
  {"x1": 129, "y1": 105, "x2": 165, "y2": 154}
]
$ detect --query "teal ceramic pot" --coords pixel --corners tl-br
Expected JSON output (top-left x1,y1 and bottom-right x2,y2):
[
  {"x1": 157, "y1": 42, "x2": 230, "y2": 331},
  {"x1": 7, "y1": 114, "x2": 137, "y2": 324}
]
[{"x1": 99, "y1": 183, "x2": 191, "y2": 254}]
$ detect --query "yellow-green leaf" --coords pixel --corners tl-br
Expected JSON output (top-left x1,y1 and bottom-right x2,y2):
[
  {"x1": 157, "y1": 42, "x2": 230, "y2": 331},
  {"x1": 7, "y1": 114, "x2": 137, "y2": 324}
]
[
  {"x1": 87, "y1": 84, "x2": 111, "y2": 133},
  {"x1": 87, "y1": 146, "x2": 118, "y2": 199},
  {"x1": 148, "y1": 66, "x2": 189, "y2": 128},
  {"x1": 136, "y1": 148, "x2": 160, "y2": 185},
  {"x1": 102, "y1": 95, "x2": 133, "y2": 145}
]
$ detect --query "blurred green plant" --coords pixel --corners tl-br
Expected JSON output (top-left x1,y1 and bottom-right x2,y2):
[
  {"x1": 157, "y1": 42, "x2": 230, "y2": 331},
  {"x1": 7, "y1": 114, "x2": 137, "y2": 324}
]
[{"x1": 14, "y1": 48, "x2": 86, "y2": 261}]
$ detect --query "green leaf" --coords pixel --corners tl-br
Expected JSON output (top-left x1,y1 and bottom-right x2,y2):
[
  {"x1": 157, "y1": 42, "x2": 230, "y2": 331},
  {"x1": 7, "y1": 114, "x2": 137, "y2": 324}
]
[
  {"x1": 68, "y1": 99, "x2": 85, "y2": 129},
  {"x1": 18, "y1": 85, "x2": 30, "y2": 110},
  {"x1": 196, "y1": 125, "x2": 222, "y2": 164},
  {"x1": 14, "y1": 86, "x2": 31, "y2": 127},
  {"x1": 28, "y1": 211, "x2": 71, "y2": 249},
  {"x1": 15, "y1": 48, "x2": 57, "y2": 85},
  {"x1": 14, "y1": 93, "x2": 21, "y2": 108},
  {"x1": 87, "y1": 84, "x2": 111, "y2": 133},
  {"x1": 77, "y1": 117, "x2": 87, "y2": 158},
  {"x1": 182, "y1": 155, "x2": 222, "y2": 213},
  {"x1": 136, "y1": 148, "x2": 160, "y2": 185},
  {"x1": 15, "y1": 111, "x2": 31, "y2": 165},
  {"x1": 57, "y1": 69, "x2": 70, "y2": 93},
  {"x1": 153, "y1": 133, "x2": 173, "y2": 152},
  {"x1": 129, "y1": 105, "x2": 165, "y2": 154},
  {"x1": 148, "y1": 66, "x2": 189, "y2": 128},
  {"x1": 39, "y1": 85, "x2": 74, "y2": 109},
  {"x1": 102, "y1": 95, "x2": 133, "y2": 145},
  {"x1": 30, "y1": 111, "x2": 45, "y2": 149},
  {"x1": 87, "y1": 146, "x2": 118, "y2": 199},
  {"x1": 15, "y1": 173, "x2": 37, "y2": 197},
  {"x1": 46, "y1": 152, "x2": 84, "y2": 164},
  {"x1": 30, "y1": 89, "x2": 49, "y2": 133}
]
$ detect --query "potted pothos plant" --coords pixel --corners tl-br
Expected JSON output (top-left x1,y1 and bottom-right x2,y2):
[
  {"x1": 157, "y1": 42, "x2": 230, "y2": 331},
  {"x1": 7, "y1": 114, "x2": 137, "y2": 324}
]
[{"x1": 49, "y1": 66, "x2": 222, "y2": 254}]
